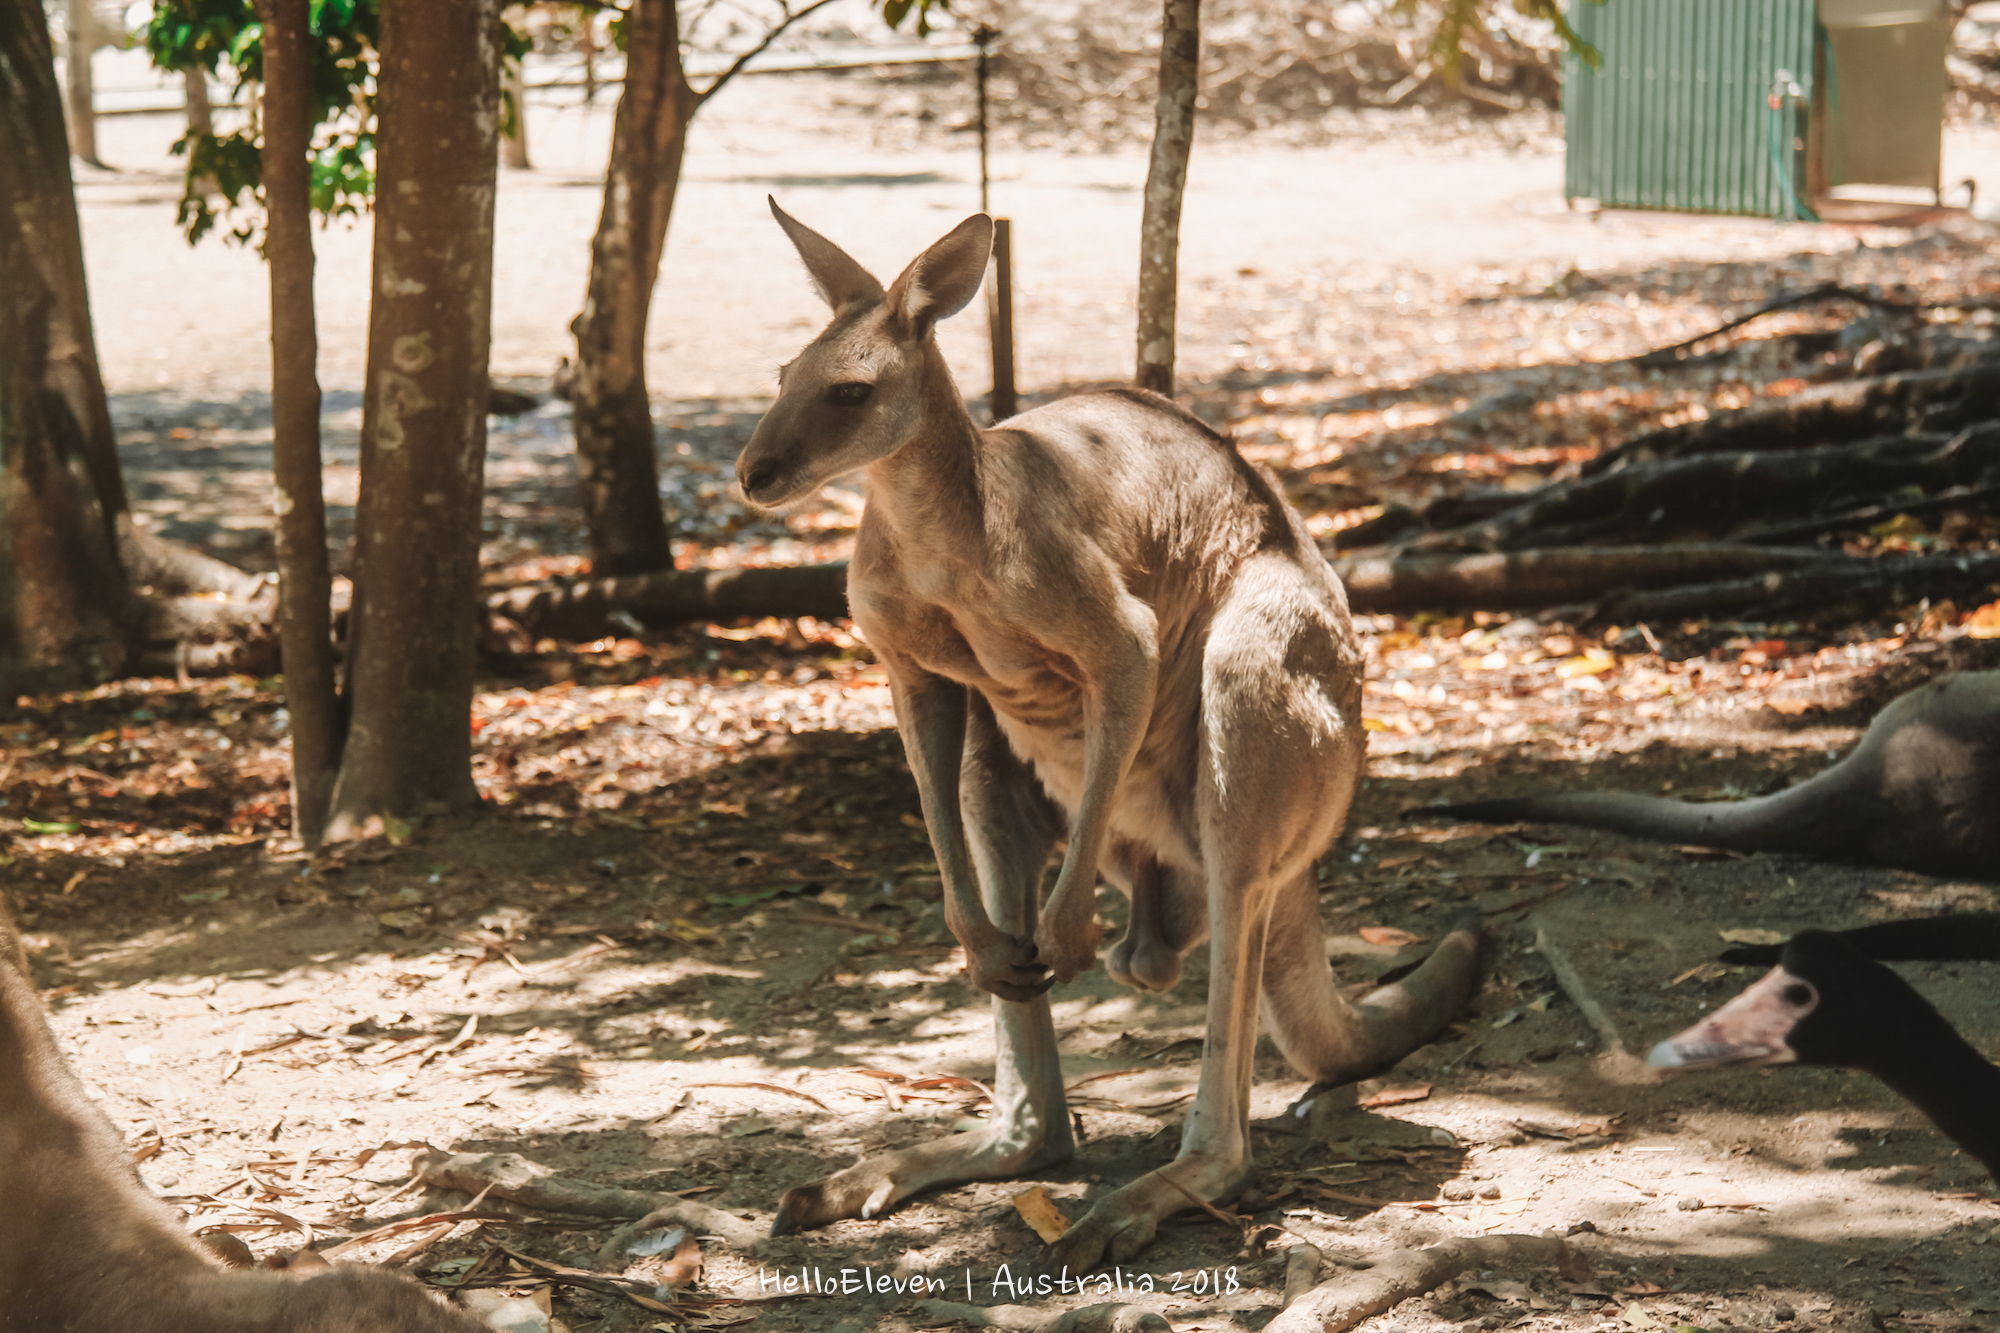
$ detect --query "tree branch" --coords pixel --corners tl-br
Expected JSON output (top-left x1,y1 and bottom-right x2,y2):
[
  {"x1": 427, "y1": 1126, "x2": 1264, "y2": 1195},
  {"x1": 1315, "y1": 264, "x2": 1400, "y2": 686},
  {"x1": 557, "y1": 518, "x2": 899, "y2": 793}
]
[{"x1": 692, "y1": 0, "x2": 845, "y2": 104}]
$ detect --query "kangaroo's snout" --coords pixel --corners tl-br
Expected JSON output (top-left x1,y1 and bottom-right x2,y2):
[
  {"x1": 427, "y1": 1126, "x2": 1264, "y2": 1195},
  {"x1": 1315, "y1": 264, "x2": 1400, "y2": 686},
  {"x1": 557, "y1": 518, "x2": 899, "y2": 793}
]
[{"x1": 739, "y1": 453, "x2": 785, "y2": 501}]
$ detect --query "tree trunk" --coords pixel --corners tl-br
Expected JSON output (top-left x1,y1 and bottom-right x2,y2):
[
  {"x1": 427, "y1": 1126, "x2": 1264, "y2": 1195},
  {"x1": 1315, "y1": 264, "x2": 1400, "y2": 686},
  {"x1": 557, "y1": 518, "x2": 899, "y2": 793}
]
[
  {"x1": 62, "y1": 0, "x2": 97, "y2": 165},
  {"x1": 182, "y1": 66, "x2": 212, "y2": 137},
  {"x1": 501, "y1": 57, "x2": 530, "y2": 169},
  {"x1": 567, "y1": 0, "x2": 693, "y2": 577},
  {"x1": 0, "y1": 0, "x2": 127, "y2": 698},
  {"x1": 325, "y1": 0, "x2": 500, "y2": 838},
  {"x1": 258, "y1": 0, "x2": 340, "y2": 849},
  {"x1": 1133, "y1": 0, "x2": 1198, "y2": 396}
]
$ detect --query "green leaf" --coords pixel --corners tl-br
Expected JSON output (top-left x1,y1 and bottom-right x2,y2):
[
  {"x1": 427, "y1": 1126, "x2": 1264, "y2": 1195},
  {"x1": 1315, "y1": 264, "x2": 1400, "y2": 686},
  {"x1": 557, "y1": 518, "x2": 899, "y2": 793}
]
[
  {"x1": 180, "y1": 887, "x2": 230, "y2": 903},
  {"x1": 21, "y1": 819, "x2": 80, "y2": 835}
]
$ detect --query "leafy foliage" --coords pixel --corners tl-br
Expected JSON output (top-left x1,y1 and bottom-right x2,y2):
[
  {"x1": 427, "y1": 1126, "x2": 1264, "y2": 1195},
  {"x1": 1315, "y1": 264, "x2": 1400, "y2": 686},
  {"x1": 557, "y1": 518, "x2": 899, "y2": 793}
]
[
  {"x1": 1419, "y1": 0, "x2": 1601, "y2": 78},
  {"x1": 876, "y1": 0, "x2": 951, "y2": 39},
  {"x1": 140, "y1": 0, "x2": 508, "y2": 246}
]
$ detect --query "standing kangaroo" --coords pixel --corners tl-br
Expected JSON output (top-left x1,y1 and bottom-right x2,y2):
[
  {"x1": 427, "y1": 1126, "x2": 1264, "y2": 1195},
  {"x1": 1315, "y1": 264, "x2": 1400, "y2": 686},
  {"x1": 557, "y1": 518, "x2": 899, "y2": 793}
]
[{"x1": 736, "y1": 201, "x2": 1482, "y2": 1268}]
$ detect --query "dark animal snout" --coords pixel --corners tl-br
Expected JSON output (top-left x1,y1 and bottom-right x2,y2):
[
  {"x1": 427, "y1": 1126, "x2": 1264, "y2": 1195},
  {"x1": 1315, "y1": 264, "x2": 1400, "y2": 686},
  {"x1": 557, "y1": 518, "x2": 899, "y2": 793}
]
[{"x1": 740, "y1": 455, "x2": 785, "y2": 499}]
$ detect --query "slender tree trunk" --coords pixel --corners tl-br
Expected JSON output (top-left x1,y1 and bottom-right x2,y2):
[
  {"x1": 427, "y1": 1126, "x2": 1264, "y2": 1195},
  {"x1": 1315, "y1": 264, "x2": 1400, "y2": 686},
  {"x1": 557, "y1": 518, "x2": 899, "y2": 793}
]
[
  {"x1": 325, "y1": 0, "x2": 500, "y2": 837},
  {"x1": 568, "y1": 0, "x2": 694, "y2": 577},
  {"x1": 501, "y1": 57, "x2": 531, "y2": 169},
  {"x1": 0, "y1": 0, "x2": 126, "y2": 696},
  {"x1": 1134, "y1": 0, "x2": 1198, "y2": 396},
  {"x1": 182, "y1": 66, "x2": 212, "y2": 137},
  {"x1": 62, "y1": 0, "x2": 97, "y2": 165},
  {"x1": 257, "y1": 0, "x2": 339, "y2": 848}
]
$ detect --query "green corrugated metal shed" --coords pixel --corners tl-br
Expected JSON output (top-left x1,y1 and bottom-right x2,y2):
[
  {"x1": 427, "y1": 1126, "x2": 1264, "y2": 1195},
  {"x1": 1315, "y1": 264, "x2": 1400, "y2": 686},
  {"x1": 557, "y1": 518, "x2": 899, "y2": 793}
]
[{"x1": 1564, "y1": 0, "x2": 1949, "y2": 218}]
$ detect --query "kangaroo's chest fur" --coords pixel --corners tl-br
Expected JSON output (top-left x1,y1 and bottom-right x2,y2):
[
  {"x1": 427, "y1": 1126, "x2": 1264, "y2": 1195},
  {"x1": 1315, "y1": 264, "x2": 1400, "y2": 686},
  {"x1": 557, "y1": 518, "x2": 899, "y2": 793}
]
[{"x1": 847, "y1": 390, "x2": 1329, "y2": 863}]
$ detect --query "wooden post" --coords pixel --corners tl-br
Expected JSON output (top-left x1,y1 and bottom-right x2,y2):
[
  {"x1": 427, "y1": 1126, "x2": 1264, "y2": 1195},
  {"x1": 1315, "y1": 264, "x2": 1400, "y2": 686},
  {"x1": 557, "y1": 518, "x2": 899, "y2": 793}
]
[
  {"x1": 972, "y1": 25, "x2": 1016, "y2": 424},
  {"x1": 502, "y1": 57, "x2": 531, "y2": 169},
  {"x1": 990, "y1": 217, "x2": 1016, "y2": 423},
  {"x1": 63, "y1": 0, "x2": 97, "y2": 164}
]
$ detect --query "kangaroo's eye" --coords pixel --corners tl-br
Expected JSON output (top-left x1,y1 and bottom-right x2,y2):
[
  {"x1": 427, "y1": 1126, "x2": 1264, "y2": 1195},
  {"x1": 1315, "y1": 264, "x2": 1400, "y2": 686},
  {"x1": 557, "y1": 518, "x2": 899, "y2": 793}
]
[{"x1": 827, "y1": 381, "x2": 873, "y2": 406}]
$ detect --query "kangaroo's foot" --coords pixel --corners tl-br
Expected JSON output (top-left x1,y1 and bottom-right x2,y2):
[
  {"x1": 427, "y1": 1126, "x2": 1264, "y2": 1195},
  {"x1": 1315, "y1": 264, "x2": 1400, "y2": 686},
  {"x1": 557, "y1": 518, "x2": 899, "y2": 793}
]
[
  {"x1": 772, "y1": 1117, "x2": 1074, "y2": 1235},
  {"x1": 1046, "y1": 1152, "x2": 1250, "y2": 1271}
]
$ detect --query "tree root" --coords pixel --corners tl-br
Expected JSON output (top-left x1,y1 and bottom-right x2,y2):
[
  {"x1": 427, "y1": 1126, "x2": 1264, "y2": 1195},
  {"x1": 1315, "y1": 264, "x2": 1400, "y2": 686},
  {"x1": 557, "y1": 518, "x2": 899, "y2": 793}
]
[
  {"x1": 411, "y1": 1149, "x2": 765, "y2": 1251},
  {"x1": 1265, "y1": 1233, "x2": 1590, "y2": 1333},
  {"x1": 1283, "y1": 1243, "x2": 1325, "y2": 1309},
  {"x1": 913, "y1": 1299, "x2": 1171, "y2": 1332}
]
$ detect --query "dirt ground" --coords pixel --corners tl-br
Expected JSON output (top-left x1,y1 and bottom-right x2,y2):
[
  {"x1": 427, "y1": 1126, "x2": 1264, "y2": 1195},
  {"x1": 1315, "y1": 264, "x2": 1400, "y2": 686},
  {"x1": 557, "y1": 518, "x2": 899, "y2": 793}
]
[{"x1": 9, "y1": 62, "x2": 2000, "y2": 1333}]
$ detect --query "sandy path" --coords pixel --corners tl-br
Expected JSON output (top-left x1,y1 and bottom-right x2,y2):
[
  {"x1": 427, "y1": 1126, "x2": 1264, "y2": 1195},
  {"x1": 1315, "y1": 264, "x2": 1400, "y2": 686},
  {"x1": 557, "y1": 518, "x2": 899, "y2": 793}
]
[{"x1": 74, "y1": 71, "x2": 2000, "y2": 408}]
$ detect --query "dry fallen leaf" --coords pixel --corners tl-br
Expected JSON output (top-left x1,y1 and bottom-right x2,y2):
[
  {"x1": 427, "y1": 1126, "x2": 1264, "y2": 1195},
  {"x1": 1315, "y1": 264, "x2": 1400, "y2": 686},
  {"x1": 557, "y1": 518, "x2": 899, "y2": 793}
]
[
  {"x1": 1011, "y1": 1185, "x2": 1071, "y2": 1242},
  {"x1": 1717, "y1": 928, "x2": 1784, "y2": 946},
  {"x1": 1357, "y1": 1081, "x2": 1432, "y2": 1108},
  {"x1": 1359, "y1": 926, "x2": 1425, "y2": 947}
]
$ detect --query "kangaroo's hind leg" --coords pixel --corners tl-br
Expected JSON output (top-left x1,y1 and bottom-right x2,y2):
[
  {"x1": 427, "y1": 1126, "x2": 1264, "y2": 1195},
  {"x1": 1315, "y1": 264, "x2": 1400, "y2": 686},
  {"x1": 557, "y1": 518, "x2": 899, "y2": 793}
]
[{"x1": 772, "y1": 695, "x2": 1075, "y2": 1235}]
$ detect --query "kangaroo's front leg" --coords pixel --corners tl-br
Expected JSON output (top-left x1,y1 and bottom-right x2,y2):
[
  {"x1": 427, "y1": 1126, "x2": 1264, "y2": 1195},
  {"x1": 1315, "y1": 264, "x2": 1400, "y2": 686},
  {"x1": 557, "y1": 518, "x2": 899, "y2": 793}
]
[
  {"x1": 773, "y1": 698, "x2": 1074, "y2": 1234},
  {"x1": 890, "y1": 660, "x2": 1050, "y2": 1001},
  {"x1": 1034, "y1": 599, "x2": 1159, "y2": 983}
]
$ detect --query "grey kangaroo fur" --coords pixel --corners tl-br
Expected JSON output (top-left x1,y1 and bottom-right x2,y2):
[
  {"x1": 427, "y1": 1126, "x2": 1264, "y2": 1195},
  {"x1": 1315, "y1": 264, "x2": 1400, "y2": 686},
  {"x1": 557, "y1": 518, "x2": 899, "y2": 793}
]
[
  {"x1": 1414, "y1": 670, "x2": 2000, "y2": 879},
  {"x1": 0, "y1": 902, "x2": 489, "y2": 1333},
  {"x1": 734, "y1": 201, "x2": 1484, "y2": 1269}
]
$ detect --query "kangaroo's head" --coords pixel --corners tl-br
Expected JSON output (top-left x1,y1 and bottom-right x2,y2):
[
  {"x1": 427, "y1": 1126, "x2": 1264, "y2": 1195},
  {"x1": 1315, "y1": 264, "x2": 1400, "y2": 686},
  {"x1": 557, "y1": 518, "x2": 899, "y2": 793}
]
[{"x1": 736, "y1": 199, "x2": 992, "y2": 510}]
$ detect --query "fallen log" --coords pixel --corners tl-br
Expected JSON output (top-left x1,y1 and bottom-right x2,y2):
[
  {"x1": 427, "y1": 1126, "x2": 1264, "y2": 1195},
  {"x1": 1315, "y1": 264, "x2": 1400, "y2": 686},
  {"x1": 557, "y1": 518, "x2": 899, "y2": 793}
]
[
  {"x1": 1265, "y1": 1233, "x2": 1589, "y2": 1333},
  {"x1": 488, "y1": 563, "x2": 850, "y2": 640},
  {"x1": 1412, "y1": 425, "x2": 2000, "y2": 552},
  {"x1": 119, "y1": 518, "x2": 268, "y2": 600},
  {"x1": 1328, "y1": 545, "x2": 1834, "y2": 614},
  {"x1": 1587, "y1": 550, "x2": 2000, "y2": 626},
  {"x1": 1584, "y1": 361, "x2": 2000, "y2": 475},
  {"x1": 1737, "y1": 482, "x2": 2000, "y2": 545}
]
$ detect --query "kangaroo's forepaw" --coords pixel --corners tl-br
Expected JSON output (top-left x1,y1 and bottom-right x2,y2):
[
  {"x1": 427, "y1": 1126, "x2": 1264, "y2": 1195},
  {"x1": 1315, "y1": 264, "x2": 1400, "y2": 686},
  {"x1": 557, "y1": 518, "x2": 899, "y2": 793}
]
[
  {"x1": 961, "y1": 930, "x2": 1052, "y2": 1002},
  {"x1": 1032, "y1": 921, "x2": 1096, "y2": 985}
]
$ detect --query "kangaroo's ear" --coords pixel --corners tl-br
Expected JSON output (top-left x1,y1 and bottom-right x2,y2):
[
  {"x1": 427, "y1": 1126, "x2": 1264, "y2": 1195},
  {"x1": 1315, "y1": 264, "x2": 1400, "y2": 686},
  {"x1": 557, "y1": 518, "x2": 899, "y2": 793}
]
[
  {"x1": 769, "y1": 197, "x2": 885, "y2": 311},
  {"x1": 885, "y1": 213, "x2": 993, "y2": 338}
]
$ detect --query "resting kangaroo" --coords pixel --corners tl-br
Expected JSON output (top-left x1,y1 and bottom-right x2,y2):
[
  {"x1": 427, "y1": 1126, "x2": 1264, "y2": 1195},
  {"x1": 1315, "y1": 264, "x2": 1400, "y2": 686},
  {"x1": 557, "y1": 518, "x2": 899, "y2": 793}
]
[
  {"x1": 1412, "y1": 670, "x2": 2000, "y2": 880},
  {"x1": 0, "y1": 902, "x2": 489, "y2": 1332},
  {"x1": 735, "y1": 201, "x2": 1483, "y2": 1268}
]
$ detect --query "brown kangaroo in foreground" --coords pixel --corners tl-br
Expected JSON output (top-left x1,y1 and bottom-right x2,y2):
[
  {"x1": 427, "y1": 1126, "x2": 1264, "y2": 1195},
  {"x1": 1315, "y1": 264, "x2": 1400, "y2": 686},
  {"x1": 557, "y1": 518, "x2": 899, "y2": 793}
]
[
  {"x1": 735, "y1": 201, "x2": 1484, "y2": 1269},
  {"x1": 0, "y1": 903, "x2": 490, "y2": 1333}
]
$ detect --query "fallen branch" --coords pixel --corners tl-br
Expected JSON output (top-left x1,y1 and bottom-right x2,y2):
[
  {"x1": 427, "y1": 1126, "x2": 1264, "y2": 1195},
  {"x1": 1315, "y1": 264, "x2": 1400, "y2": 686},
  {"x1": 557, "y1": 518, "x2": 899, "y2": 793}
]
[
  {"x1": 1330, "y1": 545, "x2": 1832, "y2": 613},
  {"x1": 1736, "y1": 482, "x2": 2000, "y2": 545},
  {"x1": 411, "y1": 1150, "x2": 765, "y2": 1251},
  {"x1": 1586, "y1": 361, "x2": 2000, "y2": 474},
  {"x1": 1265, "y1": 1233, "x2": 1588, "y2": 1333},
  {"x1": 1411, "y1": 425, "x2": 2000, "y2": 553},
  {"x1": 1631, "y1": 283, "x2": 1906, "y2": 367},
  {"x1": 914, "y1": 1299, "x2": 1170, "y2": 1333},
  {"x1": 1588, "y1": 550, "x2": 2000, "y2": 625},
  {"x1": 488, "y1": 563, "x2": 850, "y2": 640}
]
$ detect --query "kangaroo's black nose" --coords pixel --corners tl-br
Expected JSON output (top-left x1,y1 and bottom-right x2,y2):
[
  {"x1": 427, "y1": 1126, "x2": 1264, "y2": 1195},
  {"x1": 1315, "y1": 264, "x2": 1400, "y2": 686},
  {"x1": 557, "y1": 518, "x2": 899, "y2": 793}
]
[{"x1": 743, "y1": 457, "x2": 783, "y2": 496}]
